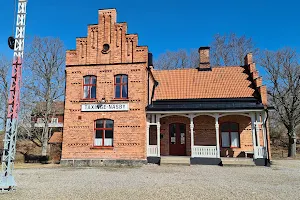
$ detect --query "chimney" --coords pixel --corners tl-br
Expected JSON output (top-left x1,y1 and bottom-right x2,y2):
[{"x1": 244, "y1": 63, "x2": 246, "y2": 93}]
[{"x1": 198, "y1": 47, "x2": 211, "y2": 71}]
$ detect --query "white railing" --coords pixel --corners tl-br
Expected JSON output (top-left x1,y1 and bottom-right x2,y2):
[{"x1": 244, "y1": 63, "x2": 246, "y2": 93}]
[
  {"x1": 147, "y1": 145, "x2": 158, "y2": 157},
  {"x1": 192, "y1": 146, "x2": 217, "y2": 158},
  {"x1": 254, "y1": 146, "x2": 267, "y2": 158},
  {"x1": 34, "y1": 122, "x2": 63, "y2": 128}
]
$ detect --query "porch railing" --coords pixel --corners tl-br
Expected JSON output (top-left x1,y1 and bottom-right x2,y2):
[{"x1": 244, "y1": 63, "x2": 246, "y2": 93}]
[
  {"x1": 254, "y1": 146, "x2": 267, "y2": 158},
  {"x1": 147, "y1": 145, "x2": 158, "y2": 157},
  {"x1": 192, "y1": 146, "x2": 217, "y2": 158}
]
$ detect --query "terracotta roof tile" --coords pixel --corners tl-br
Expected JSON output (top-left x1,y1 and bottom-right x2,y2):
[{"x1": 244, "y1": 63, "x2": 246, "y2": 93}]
[
  {"x1": 48, "y1": 132, "x2": 63, "y2": 144},
  {"x1": 152, "y1": 66, "x2": 255, "y2": 100}
]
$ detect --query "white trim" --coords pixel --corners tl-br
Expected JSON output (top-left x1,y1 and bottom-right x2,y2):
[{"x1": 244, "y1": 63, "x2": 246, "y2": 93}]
[
  {"x1": 189, "y1": 114, "x2": 194, "y2": 157},
  {"x1": 194, "y1": 113, "x2": 215, "y2": 118},
  {"x1": 219, "y1": 113, "x2": 250, "y2": 118},
  {"x1": 215, "y1": 114, "x2": 220, "y2": 158},
  {"x1": 146, "y1": 109, "x2": 264, "y2": 114},
  {"x1": 250, "y1": 113, "x2": 257, "y2": 158},
  {"x1": 160, "y1": 113, "x2": 189, "y2": 118}
]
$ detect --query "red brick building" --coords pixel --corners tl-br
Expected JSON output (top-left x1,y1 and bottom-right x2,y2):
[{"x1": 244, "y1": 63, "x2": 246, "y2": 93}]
[{"x1": 61, "y1": 9, "x2": 271, "y2": 166}]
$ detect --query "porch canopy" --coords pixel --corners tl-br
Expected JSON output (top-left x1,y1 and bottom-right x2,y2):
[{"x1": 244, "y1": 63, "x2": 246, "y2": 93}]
[{"x1": 146, "y1": 97, "x2": 270, "y2": 160}]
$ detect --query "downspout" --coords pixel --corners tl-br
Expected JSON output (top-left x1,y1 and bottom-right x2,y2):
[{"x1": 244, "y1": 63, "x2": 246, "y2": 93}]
[{"x1": 147, "y1": 67, "x2": 150, "y2": 105}]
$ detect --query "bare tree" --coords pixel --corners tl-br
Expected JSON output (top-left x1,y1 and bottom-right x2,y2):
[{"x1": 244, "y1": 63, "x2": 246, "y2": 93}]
[
  {"x1": 210, "y1": 33, "x2": 258, "y2": 66},
  {"x1": 260, "y1": 48, "x2": 300, "y2": 157},
  {"x1": 154, "y1": 33, "x2": 256, "y2": 69},
  {"x1": 0, "y1": 55, "x2": 11, "y2": 132},
  {"x1": 20, "y1": 36, "x2": 65, "y2": 156},
  {"x1": 154, "y1": 49, "x2": 198, "y2": 70}
]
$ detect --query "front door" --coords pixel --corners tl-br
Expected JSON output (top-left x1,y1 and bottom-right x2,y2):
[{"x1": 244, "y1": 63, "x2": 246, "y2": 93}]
[{"x1": 169, "y1": 123, "x2": 186, "y2": 156}]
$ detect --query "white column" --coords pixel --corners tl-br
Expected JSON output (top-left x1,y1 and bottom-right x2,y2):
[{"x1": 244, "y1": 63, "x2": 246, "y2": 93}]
[
  {"x1": 255, "y1": 112, "x2": 261, "y2": 147},
  {"x1": 156, "y1": 114, "x2": 161, "y2": 157},
  {"x1": 250, "y1": 113, "x2": 257, "y2": 158},
  {"x1": 215, "y1": 114, "x2": 220, "y2": 158},
  {"x1": 189, "y1": 115, "x2": 194, "y2": 157},
  {"x1": 261, "y1": 112, "x2": 268, "y2": 158},
  {"x1": 146, "y1": 122, "x2": 150, "y2": 157}
]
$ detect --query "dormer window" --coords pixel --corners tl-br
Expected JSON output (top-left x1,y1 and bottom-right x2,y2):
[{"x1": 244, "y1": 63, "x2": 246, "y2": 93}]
[
  {"x1": 83, "y1": 76, "x2": 96, "y2": 99},
  {"x1": 114, "y1": 74, "x2": 128, "y2": 99}
]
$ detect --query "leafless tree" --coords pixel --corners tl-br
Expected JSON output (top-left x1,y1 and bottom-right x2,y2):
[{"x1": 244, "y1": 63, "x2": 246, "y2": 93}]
[
  {"x1": 154, "y1": 33, "x2": 256, "y2": 69},
  {"x1": 210, "y1": 33, "x2": 258, "y2": 66},
  {"x1": 259, "y1": 48, "x2": 300, "y2": 157},
  {"x1": 154, "y1": 49, "x2": 198, "y2": 70},
  {"x1": 0, "y1": 55, "x2": 11, "y2": 132},
  {"x1": 19, "y1": 36, "x2": 65, "y2": 156}
]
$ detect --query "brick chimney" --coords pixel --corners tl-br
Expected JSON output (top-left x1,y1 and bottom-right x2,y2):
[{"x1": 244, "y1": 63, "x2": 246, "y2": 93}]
[{"x1": 198, "y1": 47, "x2": 211, "y2": 71}]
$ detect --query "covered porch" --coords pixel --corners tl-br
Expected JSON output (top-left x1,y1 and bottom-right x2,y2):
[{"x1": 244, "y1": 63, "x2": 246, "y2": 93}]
[{"x1": 146, "y1": 110, "x2": 269, "y2": 166}]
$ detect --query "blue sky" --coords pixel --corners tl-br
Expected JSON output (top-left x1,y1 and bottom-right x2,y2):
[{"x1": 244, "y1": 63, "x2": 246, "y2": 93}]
[{"x1": 0, "y1": 0, "x2": 299, "y2": 60}]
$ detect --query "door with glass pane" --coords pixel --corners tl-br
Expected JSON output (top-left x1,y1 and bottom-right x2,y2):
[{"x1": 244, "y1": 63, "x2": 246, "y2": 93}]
[{"x1": 169, "y1": 123, "x2": 186, "y2": 156}]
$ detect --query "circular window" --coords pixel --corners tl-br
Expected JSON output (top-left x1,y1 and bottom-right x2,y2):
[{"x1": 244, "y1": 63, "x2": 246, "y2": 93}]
[{"x1": 102, "y1": 44, "x2": 110, "y2": 53}]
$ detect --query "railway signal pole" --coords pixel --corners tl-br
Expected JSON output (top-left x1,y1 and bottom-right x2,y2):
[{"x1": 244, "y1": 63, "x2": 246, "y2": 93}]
[{"x1": 0, "y1": 0, "x2": 28, "y2": 191}]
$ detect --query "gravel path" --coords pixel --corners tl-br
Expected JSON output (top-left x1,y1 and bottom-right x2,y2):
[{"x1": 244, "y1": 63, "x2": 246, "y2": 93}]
[{"x1": 1, "y1": 161, "x2": 300, "y2": 200}]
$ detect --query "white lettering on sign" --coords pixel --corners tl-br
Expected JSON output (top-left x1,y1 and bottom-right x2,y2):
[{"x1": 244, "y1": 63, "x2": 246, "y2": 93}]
[{"x1": 81, "y1": 103, "x2": 129, "y2": 112}]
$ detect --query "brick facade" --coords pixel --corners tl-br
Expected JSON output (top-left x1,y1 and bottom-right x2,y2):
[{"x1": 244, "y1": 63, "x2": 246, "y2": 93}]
[
  {"x1": 62, "y1": 8, "x2": 271, "y2": 165},
  {"x1": 62, "y1": 9, "x2": 149, "y2": 161}
]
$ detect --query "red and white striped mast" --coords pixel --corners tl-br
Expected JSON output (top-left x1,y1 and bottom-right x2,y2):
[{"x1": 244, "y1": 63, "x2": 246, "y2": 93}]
[{"x1": 0, "y1": 0, "x2": 28, "y2": 191}]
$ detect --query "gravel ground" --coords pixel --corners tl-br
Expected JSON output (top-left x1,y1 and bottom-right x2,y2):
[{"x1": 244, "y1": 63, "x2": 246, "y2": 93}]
[{"x1": 1, "y1": 160, "x2": 300, "y2": 200}]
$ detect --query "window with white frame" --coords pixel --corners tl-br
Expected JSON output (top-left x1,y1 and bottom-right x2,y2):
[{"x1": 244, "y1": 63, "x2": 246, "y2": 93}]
[
  {"x1": 94, "y1": 119, "x2": 114, "y2": 147},
  {"x1": 51, "y1": 118, "x2": 58, "y2": 124},
  {"x1": 37, "y1": 118, "x2": 44, "y2": 123},
  {"x1": 221, "y1": 122, "x2": 240, "y2": 148}
]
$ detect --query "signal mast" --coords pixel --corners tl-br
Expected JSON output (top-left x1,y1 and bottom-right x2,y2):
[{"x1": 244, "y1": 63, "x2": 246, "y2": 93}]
[{"x1": 0, "y1": 0, "x2": 28, "y2": 191}]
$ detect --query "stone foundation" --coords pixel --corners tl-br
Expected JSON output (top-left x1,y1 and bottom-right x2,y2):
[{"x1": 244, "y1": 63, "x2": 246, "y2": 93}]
[
  {"x1": 60, "y1": 159, "x2": 147, "y2": 167},
  {"x1": 147, "y1": 157, "x2": 161, "y2": 165},
  {"x1": 254, "y1": 158, "x2": 271, "y2": 167},
  {"x1": 190, "y1": 157, "x2": 222, "y2": 165}
]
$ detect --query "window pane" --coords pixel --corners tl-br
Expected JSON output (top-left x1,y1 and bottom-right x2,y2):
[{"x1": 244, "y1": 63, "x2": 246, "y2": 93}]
[
  {"x1": 91, "y1": 76, "x2": 96, "y2": 84},
  {"x1": 122, "y1": 85, "x2": 128, "y2": 98},
  {"x1": 231, "y1": 132, "x2": 239, "y2": 147},
  {"x1": 179, "y1": 124, "x2": 185, "y2": 133},
  {"x1": 122, "y1": 75, "x2": 128, "y2": 83},
  {"x1": 104, "y1": 130, "x2": 113, "y2": 146},
  {"x1": 105, "y1": 120, "x2": 113, "y2": 129},
  {"x1": 91, "y1": 86, "x2": 96, "y2": 98},
  {"x1": 222, "y1": 132, "x2": 230, "y2": 147},
  {"x1": 105, "y1": 130, "x2": 113, "y2": 139},
  {"x1": 83, "y1": 86, "x2": 89, "y2": 98},
  {"x1": 170, "y1": 124, "x2": 176, "y2": 144},
  {"x1": 230, "y1": 123, "x2": 238, "y2": 131},
  {"x1": 95, "y1": 130, "x2": 103, "y2": 139},
  {"x1": 96, "y1": 120, "x2": 104, "y2": 128},
  {"x1": 115, "y1": 76, "x2": 121, "y2": 84},
  {"x1": 94, "y1": 138, "x2": 102, "y2": 146},
  {"x1": 104, "y1": 138, "x2": 113, "y2": 146},
  {"x1": 84, "y1": 76, "x2": 90, "y2": 84},
  {"x1": 221, "y1": 123, "x2": 230, "y2": 132},
  {"x1": 115, "y1": 85, "x2": 121, "y2": 98}
]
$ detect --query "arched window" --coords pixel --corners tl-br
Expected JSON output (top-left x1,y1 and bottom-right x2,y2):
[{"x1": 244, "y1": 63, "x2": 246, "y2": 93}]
[
  {"x1": 221, "y1": 122, "x2": 240, "y2": 148},
  {"x1": 83, "y1": 75, "x2": 96, "y2": 99},
  {"x1": 94, "y1": 119, "x2": 114, "y2": 147},
  {"x1": 114, "y1": 74, "x2": 128, "y2": 99}
]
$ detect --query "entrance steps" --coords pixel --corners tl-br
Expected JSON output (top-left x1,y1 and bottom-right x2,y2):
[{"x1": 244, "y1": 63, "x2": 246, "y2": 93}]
[
  {"x1": 221, "y1": 157, "x2": 255, "y2": 166},
  {"x1": 160, "y1": 156, "x2": 190, "y2": 165}
]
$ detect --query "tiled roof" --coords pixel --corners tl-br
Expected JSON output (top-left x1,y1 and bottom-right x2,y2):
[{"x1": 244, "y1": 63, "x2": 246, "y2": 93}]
[
  {"x1": 152, "y1": 66, "x2": 255, "y2": 100},
  {"x1": 33, "y1": 101, "x2": 65, "y2": 115},
  {"x1": 48, "y1": 132, "x2": 63, "y2": 144}
]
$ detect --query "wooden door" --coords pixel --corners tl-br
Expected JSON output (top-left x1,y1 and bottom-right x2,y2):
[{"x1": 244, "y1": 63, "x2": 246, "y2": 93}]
[{"x1": 169, "y1": 123, "x2": 186, "y2": 156}]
